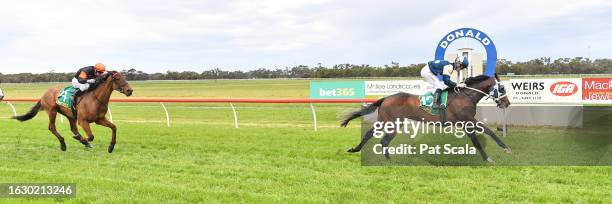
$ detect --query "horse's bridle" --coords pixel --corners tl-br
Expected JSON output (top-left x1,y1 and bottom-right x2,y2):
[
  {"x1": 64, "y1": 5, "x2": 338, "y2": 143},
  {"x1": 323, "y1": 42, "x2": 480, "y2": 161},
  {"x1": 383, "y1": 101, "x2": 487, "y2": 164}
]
[
  {"x1": 111, "y1": 72, "x2": 129, "y2": 93},
  {"x1": 456, "y1": 79, "x2": 507, "y2": 105},
  {"x1": 92, "y1": 73, "x2": 128, "y2": 107}
]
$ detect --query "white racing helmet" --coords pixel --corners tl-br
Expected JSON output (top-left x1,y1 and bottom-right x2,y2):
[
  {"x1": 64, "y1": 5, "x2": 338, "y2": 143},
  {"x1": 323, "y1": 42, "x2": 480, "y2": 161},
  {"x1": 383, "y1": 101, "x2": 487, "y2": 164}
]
[{"x1": 455, "y1": 56, "x2": 469, "y2": 69}]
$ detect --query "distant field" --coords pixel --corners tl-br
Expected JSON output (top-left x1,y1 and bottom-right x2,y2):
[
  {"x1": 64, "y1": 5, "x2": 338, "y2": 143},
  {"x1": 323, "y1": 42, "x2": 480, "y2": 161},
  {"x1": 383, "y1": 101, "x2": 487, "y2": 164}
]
[
  {"x1": 0, "y1": 79, "x2": 610, "y2": 203},
  {"x1": 1, "y1": 80, "x2": 311, "y2": 99},
  {"x1": 3, "y1": 74, "x2": 611, "y2": 99}
]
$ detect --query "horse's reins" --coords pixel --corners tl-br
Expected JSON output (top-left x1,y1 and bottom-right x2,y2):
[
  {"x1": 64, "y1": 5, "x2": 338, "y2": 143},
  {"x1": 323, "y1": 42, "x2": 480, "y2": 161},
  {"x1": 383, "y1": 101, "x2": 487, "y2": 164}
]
[{"x1": 455, "y1": 82, "x2": 507, "y2": 103}]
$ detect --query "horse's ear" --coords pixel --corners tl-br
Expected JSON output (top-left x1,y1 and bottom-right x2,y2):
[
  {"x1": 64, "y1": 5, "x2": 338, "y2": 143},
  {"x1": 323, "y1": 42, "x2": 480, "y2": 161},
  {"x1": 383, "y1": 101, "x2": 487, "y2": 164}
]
[{"x1": 494, "y1": 73, "x2": 500, "y2": 81}]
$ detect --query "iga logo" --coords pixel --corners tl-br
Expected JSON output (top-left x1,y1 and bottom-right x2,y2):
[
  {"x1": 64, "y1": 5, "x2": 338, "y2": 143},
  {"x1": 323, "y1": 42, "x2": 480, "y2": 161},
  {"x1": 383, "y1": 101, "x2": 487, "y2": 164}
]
[{"x1": 550, "y1": 81, "x2": 577, "y2": 96}]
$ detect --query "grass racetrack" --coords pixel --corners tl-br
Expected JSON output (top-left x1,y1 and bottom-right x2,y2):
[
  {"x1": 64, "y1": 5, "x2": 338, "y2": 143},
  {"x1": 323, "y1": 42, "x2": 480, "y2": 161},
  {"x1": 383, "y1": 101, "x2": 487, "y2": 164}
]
[{"x1": 0, "y1": 80, "x2": 610, "y2": 203}]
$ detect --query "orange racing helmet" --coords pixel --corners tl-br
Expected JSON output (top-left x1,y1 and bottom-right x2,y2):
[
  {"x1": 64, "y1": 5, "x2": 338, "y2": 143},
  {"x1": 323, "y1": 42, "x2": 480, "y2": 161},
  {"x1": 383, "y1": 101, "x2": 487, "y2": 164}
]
[{"x1": 94, "y1": 63, "x2": 106, "y2": 73}]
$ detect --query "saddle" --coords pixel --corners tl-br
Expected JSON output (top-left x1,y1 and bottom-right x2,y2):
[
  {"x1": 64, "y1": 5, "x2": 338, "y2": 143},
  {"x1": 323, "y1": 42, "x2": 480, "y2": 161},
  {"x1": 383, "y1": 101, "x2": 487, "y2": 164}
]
[
  {"x1": 57, "y1": 86, "x2": 78, "y2": 108},
  {"x1": 418, "y1": 90, "x2": 449, "y2": 115}
]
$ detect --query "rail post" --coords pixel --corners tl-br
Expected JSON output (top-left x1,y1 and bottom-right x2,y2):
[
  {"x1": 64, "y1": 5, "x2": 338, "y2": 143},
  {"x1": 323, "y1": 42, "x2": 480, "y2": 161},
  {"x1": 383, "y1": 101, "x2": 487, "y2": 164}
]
[
  {"x1": 230, "y1": 102, "x2": 238, "y2": 128},
  {"x1": 108, "y1": 106, "x2": 113, "y2": 123},
  {"x1": 5, "y1": 101, "x2": 16, "y2": 117},
  {"x1": 160, "y1": 102, "x2": 170, "y2": 127},
  {"x1": 502, "y1": 108, "x2": 507, "y2": 137},
  {"x1": 310, "y1": 103, "x2": 317, "y2": 131}
]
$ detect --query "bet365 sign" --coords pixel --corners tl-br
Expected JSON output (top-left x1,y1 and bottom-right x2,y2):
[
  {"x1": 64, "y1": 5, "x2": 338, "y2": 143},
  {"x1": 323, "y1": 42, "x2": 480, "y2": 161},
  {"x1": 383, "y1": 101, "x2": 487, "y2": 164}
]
[{"x1": 310, "y1": 81, "x2": 365, "y2": 99}]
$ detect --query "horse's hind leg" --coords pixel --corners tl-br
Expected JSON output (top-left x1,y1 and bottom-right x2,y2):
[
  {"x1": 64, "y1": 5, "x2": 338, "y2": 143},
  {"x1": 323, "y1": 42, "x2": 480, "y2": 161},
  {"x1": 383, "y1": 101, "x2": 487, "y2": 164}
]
[
  {"x1": 95, "y1": 118, "x2": 117, "y2": 153},
  {"x1": 47, "y1": 110, "x2": 66, "y2": 151},
  {"x1": 380, "y1": 132, "x2": 397, "y2": 159},
  {"x1": 348, "y1": 128, "x2": 375, "y2": 153}
]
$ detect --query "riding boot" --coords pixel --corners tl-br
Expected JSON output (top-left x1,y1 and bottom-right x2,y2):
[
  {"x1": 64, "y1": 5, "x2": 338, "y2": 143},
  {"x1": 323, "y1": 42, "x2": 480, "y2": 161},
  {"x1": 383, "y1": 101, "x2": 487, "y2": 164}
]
[
  {"x1": 71, "y1": 89, "x2": 83, "y2": 119},
  {"x1": 432, "y1": 89, "x2": 442, "y2": 109}
]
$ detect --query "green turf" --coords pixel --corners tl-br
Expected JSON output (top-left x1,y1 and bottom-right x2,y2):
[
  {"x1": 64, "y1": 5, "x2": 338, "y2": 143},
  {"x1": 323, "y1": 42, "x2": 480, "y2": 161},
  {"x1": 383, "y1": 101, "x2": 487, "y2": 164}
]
[{"x1": 0, "y1": 80, "x2": 610, "y2": 203}]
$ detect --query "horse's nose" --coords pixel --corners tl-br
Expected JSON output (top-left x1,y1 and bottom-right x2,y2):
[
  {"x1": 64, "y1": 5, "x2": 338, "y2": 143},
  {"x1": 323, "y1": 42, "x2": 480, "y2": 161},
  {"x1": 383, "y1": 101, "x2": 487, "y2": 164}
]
[{"x1": 126, "y1": 89, "x2": 133, "y2": 96}]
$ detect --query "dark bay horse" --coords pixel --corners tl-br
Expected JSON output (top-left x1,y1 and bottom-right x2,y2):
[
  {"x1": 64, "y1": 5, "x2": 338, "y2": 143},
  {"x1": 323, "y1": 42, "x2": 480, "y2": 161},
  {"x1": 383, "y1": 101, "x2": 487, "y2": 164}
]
[
  {"x1": 13, "y1": 71, "x2": 133, "y2": 153},
  {"x1": 341, "y1": 74, "x2": 511, "y2": 163}
]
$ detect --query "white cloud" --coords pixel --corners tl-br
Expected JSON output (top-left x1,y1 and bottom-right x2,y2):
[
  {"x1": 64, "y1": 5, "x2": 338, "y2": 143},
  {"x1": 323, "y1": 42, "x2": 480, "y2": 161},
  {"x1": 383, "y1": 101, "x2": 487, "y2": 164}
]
[{"x1": 0, "y1": 0, "x2": 610, "y2": 73}]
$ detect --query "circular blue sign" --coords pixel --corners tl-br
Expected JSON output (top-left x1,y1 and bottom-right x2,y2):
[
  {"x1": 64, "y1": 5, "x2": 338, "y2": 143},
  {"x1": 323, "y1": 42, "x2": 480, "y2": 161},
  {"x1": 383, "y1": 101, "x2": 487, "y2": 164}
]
[{"x1": 434, "y1": 28, "x2": 497, "y2": 76}]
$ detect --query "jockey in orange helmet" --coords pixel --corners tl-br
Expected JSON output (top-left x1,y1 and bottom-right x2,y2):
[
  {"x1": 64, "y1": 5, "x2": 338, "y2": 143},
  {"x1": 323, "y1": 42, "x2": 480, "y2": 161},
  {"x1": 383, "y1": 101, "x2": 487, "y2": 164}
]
[{"x1": 70, "y1": 63, "x2": 107, "y2": 117}]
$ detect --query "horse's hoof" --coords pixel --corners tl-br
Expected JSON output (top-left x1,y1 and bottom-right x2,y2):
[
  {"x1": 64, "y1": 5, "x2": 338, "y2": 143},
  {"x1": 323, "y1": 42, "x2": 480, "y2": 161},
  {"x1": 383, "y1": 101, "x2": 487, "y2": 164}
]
[
  {"x1": 486, "y1": 157, "x2": 496, "y2": 165},
  {"x1": 60, "y1": 145, "x2": 67, "y2": 151},
  {"x1": 384, "y1": 154, "x2": 391, "y2": 160},
  {"x1": 84, "y1": 143, "x2": 92, "y2": 149},
  {"x1": 88, "y1": 137, "x2": 94, "y2": 142},
  {"x1": 504, "y1": 148, "x2": 512, "y2": 155},
  {"x1": 347, "y1": 148, "x2": 358, "y2": 153},
  {"x1": 108, "y1": 145, "x2": 114, "y2": 153}
]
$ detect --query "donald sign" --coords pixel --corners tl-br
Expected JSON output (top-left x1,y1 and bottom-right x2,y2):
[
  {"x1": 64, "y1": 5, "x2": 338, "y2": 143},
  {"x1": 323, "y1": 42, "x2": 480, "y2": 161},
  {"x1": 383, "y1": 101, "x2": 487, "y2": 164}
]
[{"x1": 434, "y1": 28, "x2": 498, "y2": 76}]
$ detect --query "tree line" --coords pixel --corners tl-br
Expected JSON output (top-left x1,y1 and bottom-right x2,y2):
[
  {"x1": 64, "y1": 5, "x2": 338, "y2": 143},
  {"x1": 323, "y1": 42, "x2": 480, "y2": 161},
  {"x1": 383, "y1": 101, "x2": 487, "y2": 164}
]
[{"x1": 1, "y1": 57, "x2": 610, "y2": 83}]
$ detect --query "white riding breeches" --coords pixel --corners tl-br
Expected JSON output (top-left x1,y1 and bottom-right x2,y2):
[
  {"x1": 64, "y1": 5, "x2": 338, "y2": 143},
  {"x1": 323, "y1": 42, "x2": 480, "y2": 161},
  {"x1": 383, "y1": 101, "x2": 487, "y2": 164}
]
[
  {"x1": 420, "y1": 65, "x2": 447, "y2": 93},
  {"x1": 71, "y1": 78, "x2": 90, "y2": 91}
]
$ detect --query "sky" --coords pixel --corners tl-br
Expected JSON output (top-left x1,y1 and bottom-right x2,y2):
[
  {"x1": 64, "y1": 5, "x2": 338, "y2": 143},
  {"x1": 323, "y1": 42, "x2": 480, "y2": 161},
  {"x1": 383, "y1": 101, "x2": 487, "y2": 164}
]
[{"x1": 0, "y1": 0, "x2": 611, "y2": 74}]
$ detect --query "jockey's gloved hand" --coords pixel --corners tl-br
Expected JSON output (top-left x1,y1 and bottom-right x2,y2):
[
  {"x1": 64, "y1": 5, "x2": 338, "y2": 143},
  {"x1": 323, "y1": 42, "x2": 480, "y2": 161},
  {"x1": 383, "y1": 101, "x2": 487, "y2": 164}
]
[
  {"x1": 456, "y1": 83, "x2": 467, "y2": 88},
  {"x1": 86, "y1": 79, "x2": 96, "y2": 84}
]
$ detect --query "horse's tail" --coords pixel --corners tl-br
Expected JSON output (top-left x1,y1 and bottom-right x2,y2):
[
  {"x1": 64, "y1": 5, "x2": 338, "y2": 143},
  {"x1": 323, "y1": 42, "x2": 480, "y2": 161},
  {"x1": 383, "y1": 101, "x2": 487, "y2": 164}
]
[
  {"x1": 340, "y1": 97, "x2": 385, "y2": 127},
  {"x1": 13, "y1": 101, "x2": 42, "y2": 122}
]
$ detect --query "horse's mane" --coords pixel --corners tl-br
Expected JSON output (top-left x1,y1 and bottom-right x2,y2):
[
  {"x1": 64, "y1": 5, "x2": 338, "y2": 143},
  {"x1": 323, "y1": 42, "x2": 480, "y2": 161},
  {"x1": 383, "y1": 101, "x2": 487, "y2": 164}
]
[
  {"x1": 89, "y1": 71, "x2": 115, "y2": 90},
  {"x1": 464, "y1": 75, "x2": 491, "y2": 85}
]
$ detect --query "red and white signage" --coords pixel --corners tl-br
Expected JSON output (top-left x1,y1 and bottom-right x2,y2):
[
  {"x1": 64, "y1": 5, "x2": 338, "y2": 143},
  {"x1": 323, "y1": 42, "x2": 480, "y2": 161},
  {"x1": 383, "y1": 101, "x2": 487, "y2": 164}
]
[
  {"x1": 550, "y1": 81, "x2": 579, "y2": 97},
  {"x1": 506, "y1": 79, "x2": 582, "y2": 104},
  {"x1": 582, "y1": 78, "x2": 612, "y2": 102}
]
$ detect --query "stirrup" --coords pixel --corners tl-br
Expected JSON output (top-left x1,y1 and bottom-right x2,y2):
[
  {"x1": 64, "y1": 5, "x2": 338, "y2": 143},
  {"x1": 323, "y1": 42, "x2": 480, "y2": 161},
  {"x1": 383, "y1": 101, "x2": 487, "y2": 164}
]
[
  {"x1": 71, "y1": 99, "x2": 77, "y2": 118},
  {"x1": 439, "y1": 107, "x2": 446, "y2": 123},
  {"x1": 71, "y1": 107, "x2": 77, "y2": 118},
  {"x1": 432, "y1": 90, "x2": 441, "y2": 109}
]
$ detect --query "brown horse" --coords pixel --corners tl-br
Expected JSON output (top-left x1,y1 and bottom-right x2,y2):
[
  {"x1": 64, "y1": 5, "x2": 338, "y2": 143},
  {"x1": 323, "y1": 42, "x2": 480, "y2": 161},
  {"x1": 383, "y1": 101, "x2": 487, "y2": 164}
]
[
  {"x1": 341, "y1": 74, "x2": 511, "y2": 163},
  {"x1": 13, "y1": 71, "x2": 133, "y2": 153}
]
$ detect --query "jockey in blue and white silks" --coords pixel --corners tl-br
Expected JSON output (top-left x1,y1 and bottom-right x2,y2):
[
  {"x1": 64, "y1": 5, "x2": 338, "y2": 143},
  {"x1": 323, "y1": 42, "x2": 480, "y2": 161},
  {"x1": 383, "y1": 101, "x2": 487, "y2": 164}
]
[
  {"x1": 420, "y1": 56, "x2": 469, "y2": 108},
  {"x1": 0, "y1": 87, "x2": 4, "y2": 101}
]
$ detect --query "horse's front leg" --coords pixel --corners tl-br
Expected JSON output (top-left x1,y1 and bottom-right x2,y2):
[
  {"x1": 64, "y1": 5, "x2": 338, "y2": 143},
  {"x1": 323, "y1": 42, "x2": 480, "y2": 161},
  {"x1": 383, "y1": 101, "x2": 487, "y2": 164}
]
[
  {"x1": 68, "y1": 118, "x2": 88, "y2": 147},
  {"x1": 481, "y1": 125, "x2": 512, "y2": 154},
  {"x1": 95, "y1": 118, "x2": 117, "y2": 153},
  {"x1": 465, "y1": 125, "x2": 492, "y2": 163}
]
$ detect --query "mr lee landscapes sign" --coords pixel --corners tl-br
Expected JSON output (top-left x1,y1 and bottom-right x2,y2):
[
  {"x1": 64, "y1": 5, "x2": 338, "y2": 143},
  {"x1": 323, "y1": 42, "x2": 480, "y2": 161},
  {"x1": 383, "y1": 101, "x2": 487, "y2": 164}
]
[
  {"x1": 363, "y1": 81, "x2": 427, "y2": 96},
  {"x1": 310, "y1": 79, "x2": 612, "y2": 104}
]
